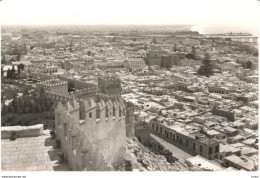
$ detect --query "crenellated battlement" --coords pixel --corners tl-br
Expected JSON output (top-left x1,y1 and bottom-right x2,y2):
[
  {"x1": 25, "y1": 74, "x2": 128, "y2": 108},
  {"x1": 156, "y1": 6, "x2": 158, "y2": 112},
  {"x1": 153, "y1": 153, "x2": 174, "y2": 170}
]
[
  {"x1": 77, "y1": 96, "x2": 126, "y2": 121},
  {"x1": 37, "y1": 79, "x2": 68, "y2": 87},
  {"x1": 37, "y1": 79, "x2": 69, "y2": 96},
  {"x1": 69, "y1": 86, "x2": 99, "y2": 98},
  {"x1": 46, "y1": 91, "x2": 74, "y2": 103},
  {"x1": 57, "y1": 75, "x2": 98, "y2": 90}
]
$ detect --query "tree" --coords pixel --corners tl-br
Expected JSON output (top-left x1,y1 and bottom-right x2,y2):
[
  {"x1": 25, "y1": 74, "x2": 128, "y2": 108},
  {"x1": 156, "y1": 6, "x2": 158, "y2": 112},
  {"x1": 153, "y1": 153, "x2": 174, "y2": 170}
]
[
  {"x1": 7, "y1": 69, "x2": 11, "y2": 79},
  {"x1": 2, "y1": 87, "x2": 55, "y2": 128},
  {"x1": 23, "y1": 87, "x2": 29, "y2": 96},
  {"x1": 23, "y1": 44, "x2": 27, "y2": 55},
  {"x1": 34, "y1": 99, "x2": 43, "y2": 112},
  {"x1": 18, "y1": 64, "x2": 24, "y2": 72},
  {"x1": 17, "y1": 54, "x2": 21, "y2": 61},
  {"x1": 186, "y1": 53, "x2": 196, "y2": 60},
  {"x1": 1, "y1": 67, "x2": 4, "y2": 77},
  {"x1": 8, "y1": 105, "x2": 15, "y2": 113},
  {"x1": 246, "y1": 61, "x2": 253, "y2": 69},
  {"x1": 39, "y1": 87, "x2": 46, "y2": 97},
  {"x1": 1, "y1": 95, "x2": 4, "y2": 104},
  {"x1": 2, "y1": 104, "x2": 8, "y2": 116},
  {"x1": 12, "y1": 45, "x2": 20, "y2": 55},
  {"x1": 197, "y1": 53, "x2": 213, "y2": 77},
  {"x1": 23, "y1": 96, "x2": 33, "y2": 113},
  {"x1": 16, "y1": 98, "x2": 23, "y2": 115},
  {"x1": 12, "y1": 93, "x2": 17, "y2": 99},
  {"x1": 69, "y1": 42, "x2": 73, "y2": 52},
  {"x1": 10, "y1": 65, "x2": 16, "y2": 79},
  {"x1": 152, "y1": 37, "x2": 156, "y2": 44},
  {"x1": 68, "y1": 82, "x2": 75, "y2": 93},
  {"x1": 11, "y1": 98, "x2": 19, "y2": 113},
  {"x1": 18, "y1": 64, "x2": 24, "y2": 74},
  {"x1": 2, "y1": 55, "x2": 6, "y2": 64}
]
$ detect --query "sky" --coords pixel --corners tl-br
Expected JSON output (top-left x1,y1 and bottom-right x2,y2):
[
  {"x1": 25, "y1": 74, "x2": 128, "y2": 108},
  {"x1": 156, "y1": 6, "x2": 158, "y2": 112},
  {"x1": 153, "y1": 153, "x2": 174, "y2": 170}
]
[{"x1": 0, "y1": 0, "x2": 259, "y2": 34}]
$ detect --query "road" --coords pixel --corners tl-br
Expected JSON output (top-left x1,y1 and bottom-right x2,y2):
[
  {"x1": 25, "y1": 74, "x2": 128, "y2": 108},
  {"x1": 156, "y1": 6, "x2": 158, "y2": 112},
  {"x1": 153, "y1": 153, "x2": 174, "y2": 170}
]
[{"x1": 150, "y1": 134, "x2": 193, "y2": 164}]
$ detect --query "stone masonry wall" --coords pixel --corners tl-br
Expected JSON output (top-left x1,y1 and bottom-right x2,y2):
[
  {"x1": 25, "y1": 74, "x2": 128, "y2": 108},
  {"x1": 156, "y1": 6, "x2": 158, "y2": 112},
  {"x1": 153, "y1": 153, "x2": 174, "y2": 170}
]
[{"x1": 54, "y1": 96, "x2": 127, "y2": 171}]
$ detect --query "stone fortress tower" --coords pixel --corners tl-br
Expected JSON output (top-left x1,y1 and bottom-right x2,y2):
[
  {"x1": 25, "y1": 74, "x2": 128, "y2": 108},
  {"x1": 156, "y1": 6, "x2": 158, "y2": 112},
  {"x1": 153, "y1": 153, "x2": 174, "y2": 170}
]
[
  {"x1": 54, "y1": 96, "x2": 127, "y2": 171},
  {"x1": 52, "y1": 75, "x2": 130, "y2": 171},
  {"x1": 34, "y1": 75, "x2": 135, "y2": 170},
  {"x1": 98, "y1": 75, "x2": 122, "y2": 95}
]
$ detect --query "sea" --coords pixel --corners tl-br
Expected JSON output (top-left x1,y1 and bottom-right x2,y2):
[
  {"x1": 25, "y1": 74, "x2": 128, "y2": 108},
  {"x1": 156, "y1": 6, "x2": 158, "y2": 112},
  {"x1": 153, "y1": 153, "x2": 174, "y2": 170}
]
[
  {"x1": 190, "y1": 24, "x2": 259, "y2": 37},
  {"x1": 191, "y1": 24, "x2": 259, "y2": 48}
]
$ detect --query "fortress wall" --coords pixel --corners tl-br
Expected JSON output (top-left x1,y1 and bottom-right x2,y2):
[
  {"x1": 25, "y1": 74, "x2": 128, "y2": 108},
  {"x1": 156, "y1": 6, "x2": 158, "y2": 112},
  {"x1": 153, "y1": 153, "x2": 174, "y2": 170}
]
[
  {"x1": 1, "y1": 124, "x2": 43, "y2": 139},
  {"x1": 57, "y1": 75, "x2": 97, "y2": 90},
  {"x1": 29, "y1": 72, "x2": 55, "y2": 80},
  {"x1": 46, "y1": 92, "x2": 73, "y2": 103},
  {"x1": 93, "y1": 119, "x2": 126, "y2": 165},
  {"x1": 54, "y1": 97, "x2": 127, "y2": 171},
  {"x1": 49, "y1": 82, "x2": 68, "y2": 96}
]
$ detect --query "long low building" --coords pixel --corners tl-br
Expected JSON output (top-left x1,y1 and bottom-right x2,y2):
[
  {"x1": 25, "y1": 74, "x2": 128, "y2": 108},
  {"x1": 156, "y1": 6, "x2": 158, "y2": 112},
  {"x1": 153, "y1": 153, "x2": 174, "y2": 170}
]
[
  {"x1": 150, "y1": 118, "x2": 220, "y2": 160},
  {"x1": 224, "y1": 154, "x2": 257, "y2": 171}
]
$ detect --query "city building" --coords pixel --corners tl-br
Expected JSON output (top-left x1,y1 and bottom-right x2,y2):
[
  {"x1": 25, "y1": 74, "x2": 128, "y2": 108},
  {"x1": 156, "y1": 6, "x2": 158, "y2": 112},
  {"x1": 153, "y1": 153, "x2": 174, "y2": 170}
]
[
  {"x1": 150, "y1": 119, "x2": 220, "y2": 160},
  {"x1": 123, "y1": 58, "x2": 145, "y2": 71}
]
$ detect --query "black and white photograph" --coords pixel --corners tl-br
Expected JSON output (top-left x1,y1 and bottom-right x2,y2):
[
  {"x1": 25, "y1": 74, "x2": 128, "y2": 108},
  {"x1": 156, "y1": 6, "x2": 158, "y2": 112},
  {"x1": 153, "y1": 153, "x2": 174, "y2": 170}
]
[{"x1": 0, "y1": 0, "x2": 259, "y2": 176}]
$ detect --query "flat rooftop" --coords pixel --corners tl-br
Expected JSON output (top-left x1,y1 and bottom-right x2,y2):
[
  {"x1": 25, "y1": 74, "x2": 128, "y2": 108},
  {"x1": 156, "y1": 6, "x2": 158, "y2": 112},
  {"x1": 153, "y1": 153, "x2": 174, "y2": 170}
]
[
  {"x1": 1, "y1": 130, "x2": 69, "y2": 171},
  {"x1": 224, "y1": 154, "x2": 256, "y2": 171},
  {"x1": 186, "y1": 155, "x2": 225, "y2": 171}
]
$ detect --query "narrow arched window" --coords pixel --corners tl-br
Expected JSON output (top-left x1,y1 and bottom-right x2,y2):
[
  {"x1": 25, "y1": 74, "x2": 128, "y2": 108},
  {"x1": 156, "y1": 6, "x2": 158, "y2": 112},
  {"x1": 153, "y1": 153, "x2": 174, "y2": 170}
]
[
  {"x1": 113, "y1": 107, "x2": 115, "y2": 116},
  {"x1": 106, "y1": 109, "x2": 109, "y2": 118},
  {"x1": 119, "y1": 108, "x2": 122, "y2": 117}
]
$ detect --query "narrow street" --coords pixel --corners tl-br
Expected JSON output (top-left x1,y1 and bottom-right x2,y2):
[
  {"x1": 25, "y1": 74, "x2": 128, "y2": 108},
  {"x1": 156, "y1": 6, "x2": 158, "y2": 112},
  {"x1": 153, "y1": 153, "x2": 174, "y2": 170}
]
[{"x1": 150, "y1": 134, "x2": 193, "y2": 167}]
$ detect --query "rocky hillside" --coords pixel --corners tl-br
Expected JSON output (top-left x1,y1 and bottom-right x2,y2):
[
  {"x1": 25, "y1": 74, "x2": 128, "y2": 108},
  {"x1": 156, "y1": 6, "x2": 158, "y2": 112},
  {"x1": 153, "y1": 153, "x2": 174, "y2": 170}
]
[{"x1": 126, "y1": 138, "x2": 181, "y2": 171}]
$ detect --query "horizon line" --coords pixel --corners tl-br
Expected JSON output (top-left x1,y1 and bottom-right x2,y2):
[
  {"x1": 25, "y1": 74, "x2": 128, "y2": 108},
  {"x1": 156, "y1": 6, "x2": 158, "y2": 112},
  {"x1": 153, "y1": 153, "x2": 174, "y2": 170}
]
[{"x1": 1, "y1": 23, "x2": 195, "y2": 27}]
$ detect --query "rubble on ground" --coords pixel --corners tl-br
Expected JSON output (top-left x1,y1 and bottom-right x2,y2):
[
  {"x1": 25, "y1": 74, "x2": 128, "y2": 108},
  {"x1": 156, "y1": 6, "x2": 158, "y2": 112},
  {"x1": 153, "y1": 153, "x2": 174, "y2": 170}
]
[{"x1": 126, "y1": 138, "x2": 181, "y2": 171}]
